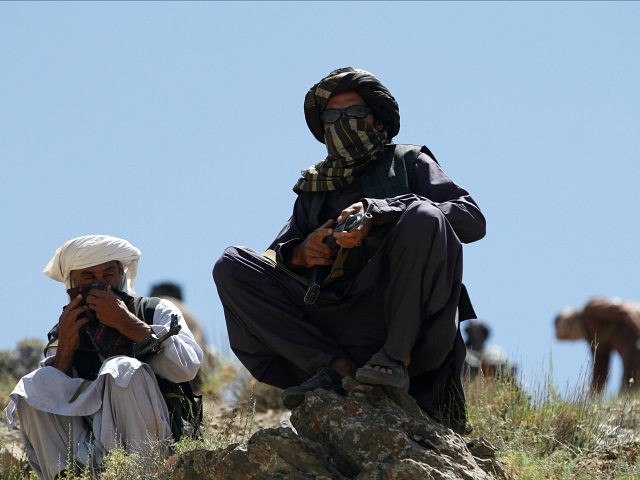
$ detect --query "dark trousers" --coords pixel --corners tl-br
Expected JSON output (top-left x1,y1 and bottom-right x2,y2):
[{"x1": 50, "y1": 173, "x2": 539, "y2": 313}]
[{"x1": 213, "y1": 201, "x2": 468, "y2": 428}]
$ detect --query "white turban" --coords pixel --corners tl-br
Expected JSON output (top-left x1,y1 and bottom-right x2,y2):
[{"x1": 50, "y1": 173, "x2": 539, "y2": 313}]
[{"x1": 43, "y1": 235, "x2": 141, "y2": 293}]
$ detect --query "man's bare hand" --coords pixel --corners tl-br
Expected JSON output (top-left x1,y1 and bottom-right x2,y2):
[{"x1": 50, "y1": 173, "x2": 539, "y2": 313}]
[
  {"x1": 333, "y1": 202, "x2": 373, "y2": 249},
  {"x1": 336, "y1": 202, "x2": 366, "y2": 224},
  {"x1": 57, "y1": 294, "x2": 90, "y2": 349},
  {"x1": 86, "y1": 287, "x2": 152, "y2": 342},
  {"x1": 54, "y1": 295, "x2": 90, "y2": 373},
  {"x1": 86, "y1": 288, "x2": 134, "y2": 330},
  {"x1": 288, "y1": 220, "x2": 336, "y2": 269}
]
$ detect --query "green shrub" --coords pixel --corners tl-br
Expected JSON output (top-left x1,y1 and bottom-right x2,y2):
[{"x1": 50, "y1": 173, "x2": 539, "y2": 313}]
[{"x1": 0, "y1": 338, "x2": 44, "y2": 382}]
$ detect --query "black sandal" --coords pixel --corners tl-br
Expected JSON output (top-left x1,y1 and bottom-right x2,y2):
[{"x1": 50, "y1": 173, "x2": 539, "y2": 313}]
[
  {"x1": 281, "y1": 367, "x2": 345, "y2": 409},
  {"x1": 355, "y1": 349, "x2": 409, "y2": 392}
]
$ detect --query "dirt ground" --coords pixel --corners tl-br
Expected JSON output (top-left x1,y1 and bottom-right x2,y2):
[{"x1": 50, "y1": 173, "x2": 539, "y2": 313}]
[
  {"x1": 0, "y1": 398, "x2": 288, "y2": 466},
  {"x1": 4, "y1": 395, "x2": 640, "y2": 478}
]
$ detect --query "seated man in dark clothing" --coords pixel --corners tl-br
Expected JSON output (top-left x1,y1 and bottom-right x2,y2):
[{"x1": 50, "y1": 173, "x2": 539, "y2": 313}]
[{"x1": 213, "y1": 67, "x2": 486, "y2": 432}]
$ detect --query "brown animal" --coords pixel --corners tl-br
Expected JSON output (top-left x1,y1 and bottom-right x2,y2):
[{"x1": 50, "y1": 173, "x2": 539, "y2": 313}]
[{"x1": 555, "y1": 297, "x2": 640, "y2": 394}]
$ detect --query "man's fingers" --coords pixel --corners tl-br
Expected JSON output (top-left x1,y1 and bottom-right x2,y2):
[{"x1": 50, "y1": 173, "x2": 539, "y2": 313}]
[
  {"x1": 308, "y1": 240, "x2": 334, "y2": 257},
  {"x1": 334, "y1": 228, "x2": 365, "y2": 248},
  {"x1": 86, "y1": 288, "x2": 116, "y2": 304},
  {"x1": 304, "y1": 250, "x2": 332, "y2": 266},
  {"x1": 73, "y1": 316, "x2": 91, "y2": 329},
  {"x1": 61, "y1": 297, "x2": 88, "y2": 322},
  {"x1": 307, "y1": 256, "x2": 334, "y2": 267},
  {"x1": 313, "y1": 227, "x2": 334, "y2": 241},
  {"x1": 302, "y1": 242, "x2": 336, "y2": 267},
  {"x1": 67, "y1": 294, "x2": 84, "y2": 308},
  {"x1": 68, "y1": 306, "x2": 90, "y2": 322},
  {"x1": 337, "y1": 202, "x2": 364, "y2": 223}
]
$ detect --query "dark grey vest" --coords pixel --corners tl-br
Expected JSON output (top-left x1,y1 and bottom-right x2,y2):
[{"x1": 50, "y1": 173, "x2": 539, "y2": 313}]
[
  {"x1": 360, "y1": 143, "x2": 428, "y2": 198},
  {"x1": 305, "y1": 144, "x2": 476, "y2": 320}
]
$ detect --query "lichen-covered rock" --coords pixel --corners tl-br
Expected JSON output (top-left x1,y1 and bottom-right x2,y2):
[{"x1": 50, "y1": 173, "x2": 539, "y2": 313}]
[
  {"x1": 166, "y1": 448, "x2": 222, "y2": 479},
  {"x1": 168, "y1": 378, "x2": 508, "y2": 479},
  {"x1": 290, "y1": 378, "x2": 502, "y2": 479},
  {"x1": 169, "y1": 428, "x2": 347, "y2": 480}
]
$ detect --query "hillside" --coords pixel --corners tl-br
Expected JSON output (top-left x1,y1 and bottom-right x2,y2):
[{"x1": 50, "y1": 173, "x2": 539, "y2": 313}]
[{"x1": 2, "y1": 368, "x2": 640, "y2": 479}]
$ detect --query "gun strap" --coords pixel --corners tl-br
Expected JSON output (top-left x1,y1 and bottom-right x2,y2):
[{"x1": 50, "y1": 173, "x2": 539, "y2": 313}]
[
  {"x1": 68, "y1": 380, "x2": 91, "y2": 403},
  {"x1": 323, "y1": 248, "x2": 349, "y2": 284}
]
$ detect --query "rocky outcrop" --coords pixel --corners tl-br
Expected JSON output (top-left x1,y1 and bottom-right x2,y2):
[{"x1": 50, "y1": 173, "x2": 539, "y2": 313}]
[{"x1": 169, "y1": 378, "x2": 508, "y2": 479}]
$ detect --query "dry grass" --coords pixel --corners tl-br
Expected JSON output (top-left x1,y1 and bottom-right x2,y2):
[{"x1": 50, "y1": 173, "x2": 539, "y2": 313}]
[{"x1": 466, "y1": 371, "x2": 640, "y2": 479}]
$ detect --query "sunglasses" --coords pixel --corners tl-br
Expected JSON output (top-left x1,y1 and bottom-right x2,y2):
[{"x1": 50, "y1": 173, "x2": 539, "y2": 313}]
[{"x1": 321, "y1": 105, "x2": 372, "y2": 123}]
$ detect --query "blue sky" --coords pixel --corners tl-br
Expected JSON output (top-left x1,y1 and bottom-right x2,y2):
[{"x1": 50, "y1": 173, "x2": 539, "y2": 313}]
[{"x1": 1, "y1": 2, "x2": 638, "y2": 397}]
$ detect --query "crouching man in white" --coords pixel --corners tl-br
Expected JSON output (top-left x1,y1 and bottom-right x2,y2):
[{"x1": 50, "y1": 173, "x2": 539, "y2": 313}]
[{"x1": 4, "y1": 235, "x2": 203, "y2": 480}]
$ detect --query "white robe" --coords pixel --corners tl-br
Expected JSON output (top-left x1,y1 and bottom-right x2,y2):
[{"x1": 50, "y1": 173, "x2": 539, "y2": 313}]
[{"x1": 4, "y1": 298, "x2": 203, "y2": 480}]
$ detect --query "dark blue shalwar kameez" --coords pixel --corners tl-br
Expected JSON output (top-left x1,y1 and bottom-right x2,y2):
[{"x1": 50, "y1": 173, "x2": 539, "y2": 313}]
[{"x1": 213, "y1": 145, "x2": 485, "y2": 431}]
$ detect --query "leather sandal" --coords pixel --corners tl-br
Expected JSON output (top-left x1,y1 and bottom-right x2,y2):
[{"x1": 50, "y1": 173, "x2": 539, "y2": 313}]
[{"x1": 355, "y1": 349, "x2": 409, "y2": 392}]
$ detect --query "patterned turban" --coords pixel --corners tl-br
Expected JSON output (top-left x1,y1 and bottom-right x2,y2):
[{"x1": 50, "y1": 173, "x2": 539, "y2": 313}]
[
  {"x1": 304, "y1": 67, "x2": 400, "y2": 144},
  {"x1": 43, "y1": 235, "x2": 141, "y2": 293}
]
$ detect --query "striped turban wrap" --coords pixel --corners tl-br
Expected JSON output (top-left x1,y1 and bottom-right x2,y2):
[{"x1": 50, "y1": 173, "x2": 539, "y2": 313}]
[
  {"x1": 303, "y1": 67, "x2": 400, "y2": 144},
  {"x1": 294, "y1": 67, "x2": 400, "y2": 193}
]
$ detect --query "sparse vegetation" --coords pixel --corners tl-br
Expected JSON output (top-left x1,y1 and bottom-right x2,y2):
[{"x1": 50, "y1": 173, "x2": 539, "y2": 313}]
[
  {"x1": 1, "y1": 350, "x2": 640, "y2": 479},
  {"x1": 465, "y1": 372, "x2": 640, "y2": 479},
  {"x1": 0, "y1": 338, "x2": 45, "y2": 409}
]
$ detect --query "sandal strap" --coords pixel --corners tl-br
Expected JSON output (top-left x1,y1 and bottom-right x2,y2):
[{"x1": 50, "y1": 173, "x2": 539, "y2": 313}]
[{"x1": 366, "y1": 349, "x2": 403, "y2": 369}]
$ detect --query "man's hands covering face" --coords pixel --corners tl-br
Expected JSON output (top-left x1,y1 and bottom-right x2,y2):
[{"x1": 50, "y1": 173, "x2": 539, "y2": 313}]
[
  {"x1": 56, "y1": 294, "x2": 90, "y2": 355},
  {"x1": 84, "y1": 288, "x2": 132, "y2": 330},
  {"x1": 53, "y1": 286, "x2": 153, "y2": 375}
]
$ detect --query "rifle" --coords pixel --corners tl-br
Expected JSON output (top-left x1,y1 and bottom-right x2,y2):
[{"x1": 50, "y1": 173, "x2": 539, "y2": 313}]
[
  {"x1": 303, "y1": 205, "x2": 373, "y2": 305},
  {"x1": 131, "y1": 314, "x2": 182, "y2": 360}
]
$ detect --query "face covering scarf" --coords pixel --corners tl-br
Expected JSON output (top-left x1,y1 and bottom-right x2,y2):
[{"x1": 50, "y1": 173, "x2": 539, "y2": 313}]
[{"x1": 294, "y1": 117, "x2": 387, "y2": 193}]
